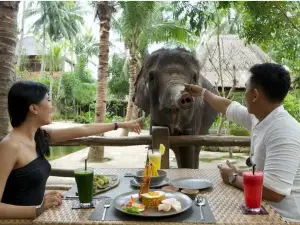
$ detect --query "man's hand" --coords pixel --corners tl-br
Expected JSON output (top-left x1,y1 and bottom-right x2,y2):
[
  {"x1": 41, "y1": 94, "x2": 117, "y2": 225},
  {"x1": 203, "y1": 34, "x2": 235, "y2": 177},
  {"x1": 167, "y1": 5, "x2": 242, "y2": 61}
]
[
  {"x1": 181, "y1": 83, "x2": 203, "y2": 97},
  {"x1": 217, "y1": 160, "x2": 237, "y2": 185}
]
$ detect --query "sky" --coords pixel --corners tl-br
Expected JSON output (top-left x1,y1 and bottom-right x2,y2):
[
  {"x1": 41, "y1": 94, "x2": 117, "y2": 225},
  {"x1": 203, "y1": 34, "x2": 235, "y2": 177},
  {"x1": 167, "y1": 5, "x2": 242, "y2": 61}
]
[{"x1": 17, "y1": 0, "x2": 163, "y2": 79}]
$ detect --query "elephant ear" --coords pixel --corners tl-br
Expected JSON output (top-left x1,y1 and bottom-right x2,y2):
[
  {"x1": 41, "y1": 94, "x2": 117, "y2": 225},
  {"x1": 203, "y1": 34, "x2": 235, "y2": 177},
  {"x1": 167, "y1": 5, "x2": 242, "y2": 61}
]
[
  {"x1": 133, "y1": 65, "x2": 150, "y2": 114},
  {"x1": 198, "y1": 74, "x2": 219, "y2": 135}
]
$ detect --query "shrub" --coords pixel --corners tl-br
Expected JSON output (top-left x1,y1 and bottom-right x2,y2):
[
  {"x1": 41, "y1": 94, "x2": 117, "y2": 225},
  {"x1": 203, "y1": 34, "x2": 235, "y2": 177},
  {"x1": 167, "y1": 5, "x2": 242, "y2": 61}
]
[
  {"x1": 74, "y1": 112, "x2": 95, "y2": 124},
  {"x1": 51, "y1": 114, "x2": 62, "y2": 121},
  {"x1": 229, "y1": 128, "x2": 250, "y2": 136},
  {"x1": 229, "y1": 123, "x2": 250, "y2": 136},
  {"x1": 74, "y1": 115, "x2": 92, "y2": 124}
]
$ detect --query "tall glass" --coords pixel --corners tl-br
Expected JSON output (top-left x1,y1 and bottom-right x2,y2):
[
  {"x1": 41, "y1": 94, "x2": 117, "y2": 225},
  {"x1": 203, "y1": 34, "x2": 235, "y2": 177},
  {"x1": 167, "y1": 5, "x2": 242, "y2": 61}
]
[
  {"x1": 74, "y1": 168, "x2": 94, "y2": 207},
  {"x1": 148, "y1": 150, "x2": 161, "y2": 169},
  {"x1": 243, "y1": 171, "x2": 264, "y2": 212}
]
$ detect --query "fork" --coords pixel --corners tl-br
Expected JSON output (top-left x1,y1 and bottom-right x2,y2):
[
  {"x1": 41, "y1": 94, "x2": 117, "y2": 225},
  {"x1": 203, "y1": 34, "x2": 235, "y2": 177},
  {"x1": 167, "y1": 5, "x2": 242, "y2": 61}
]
[{"x1": 101, "y1": 200, "x2": 111, "y2": 221}]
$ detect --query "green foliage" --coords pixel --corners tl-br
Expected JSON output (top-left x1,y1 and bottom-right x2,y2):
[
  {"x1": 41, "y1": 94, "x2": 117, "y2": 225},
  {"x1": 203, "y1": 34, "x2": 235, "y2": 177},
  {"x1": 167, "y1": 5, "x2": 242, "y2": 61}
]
[
  {"x1": 283, "y1": 92, "x2": 300, "y2": 121},
  {"x1": 108, "y1": 54, "x2": 129, "y2": 100},
  {"x1": 113, "y1": 2, "x2": 196, "y2": 64},
  {"x1": 172, "y1": 1, "x2": 214, "y2": 36},
  {"x1": 26, "y1": 1, "x2": 85, "y2": 41},
  {"x1": 142, "y1": 116, "x2": 151, "y2": 130},
  {"x1": 229, "y1": 124, "x2": 250, "y2": 136}
]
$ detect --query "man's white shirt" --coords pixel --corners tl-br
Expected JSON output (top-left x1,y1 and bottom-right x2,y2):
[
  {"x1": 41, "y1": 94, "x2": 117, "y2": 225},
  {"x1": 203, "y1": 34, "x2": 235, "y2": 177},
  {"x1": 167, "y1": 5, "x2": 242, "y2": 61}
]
[{"x1": 226, "y1": 101, "x2": 300, "y2": 222}]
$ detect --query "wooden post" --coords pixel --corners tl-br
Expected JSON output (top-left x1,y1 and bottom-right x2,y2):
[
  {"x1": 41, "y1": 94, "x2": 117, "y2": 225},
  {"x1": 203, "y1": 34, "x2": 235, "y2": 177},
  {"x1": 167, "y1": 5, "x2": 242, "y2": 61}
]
[{"x1": 152, "y1": 126, "x2": 170, "y2": 169}]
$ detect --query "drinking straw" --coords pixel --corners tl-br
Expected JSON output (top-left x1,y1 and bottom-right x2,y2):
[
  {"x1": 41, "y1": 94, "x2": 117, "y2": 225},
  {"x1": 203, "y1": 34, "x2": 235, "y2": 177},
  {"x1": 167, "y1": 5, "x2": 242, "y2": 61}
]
[
  {"x1": 252, "y1": 164, "x2": 256, "y2": 175},
  {"x1": 85, "y1": 158, "x2": 87, "y2": 171}
]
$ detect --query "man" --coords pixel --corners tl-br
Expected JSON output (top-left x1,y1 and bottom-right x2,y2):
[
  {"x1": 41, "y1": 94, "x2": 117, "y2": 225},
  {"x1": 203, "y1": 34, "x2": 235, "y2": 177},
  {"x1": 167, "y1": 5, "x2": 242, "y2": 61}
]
[{"x1": 182, "y1": 63, "x2": 300, "y2": 222}]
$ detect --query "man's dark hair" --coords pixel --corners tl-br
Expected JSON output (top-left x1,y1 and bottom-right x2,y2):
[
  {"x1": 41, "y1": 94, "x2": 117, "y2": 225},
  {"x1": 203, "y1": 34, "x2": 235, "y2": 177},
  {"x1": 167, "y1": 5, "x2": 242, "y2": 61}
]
[{"x1": 249, "y1": 63, "x2": 291, "y2": 103}]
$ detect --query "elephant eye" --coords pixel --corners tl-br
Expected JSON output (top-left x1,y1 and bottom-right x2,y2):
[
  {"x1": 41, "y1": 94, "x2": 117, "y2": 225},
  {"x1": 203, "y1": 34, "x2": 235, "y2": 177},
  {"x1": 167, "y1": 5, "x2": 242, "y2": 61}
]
[{"x1": 149, "y1": 71, "x2": 156, "y2": 82}]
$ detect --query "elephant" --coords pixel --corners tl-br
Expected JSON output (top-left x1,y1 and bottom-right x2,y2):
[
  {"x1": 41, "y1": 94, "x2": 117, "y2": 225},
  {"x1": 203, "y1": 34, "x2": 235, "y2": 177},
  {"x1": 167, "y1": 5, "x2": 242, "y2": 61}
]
[{"x1": 133, "y1": 47, "x2": 218, "y2": 169}]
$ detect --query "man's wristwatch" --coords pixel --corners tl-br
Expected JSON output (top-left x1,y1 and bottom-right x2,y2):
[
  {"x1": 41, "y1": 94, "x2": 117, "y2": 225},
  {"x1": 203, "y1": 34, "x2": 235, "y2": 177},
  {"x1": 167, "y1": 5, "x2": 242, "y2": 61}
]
[{"x1": 229, "y1": 173, "x2": 238, "y2": 185}]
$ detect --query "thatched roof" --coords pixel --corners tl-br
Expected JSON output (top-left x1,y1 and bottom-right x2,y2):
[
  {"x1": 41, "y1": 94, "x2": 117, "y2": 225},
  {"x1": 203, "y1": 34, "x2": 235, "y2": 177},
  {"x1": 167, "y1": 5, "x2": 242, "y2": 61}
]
[
  {"x1": 196, "y1": 35, "x2": 275, "y2": 90},
  {"x1": 17, "y1": 36, "x2": 43, "y2": 56}
]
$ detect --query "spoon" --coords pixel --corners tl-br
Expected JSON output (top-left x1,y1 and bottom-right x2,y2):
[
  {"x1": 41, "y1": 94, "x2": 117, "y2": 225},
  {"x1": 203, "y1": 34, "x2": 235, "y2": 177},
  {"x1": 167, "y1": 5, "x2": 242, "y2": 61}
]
[{"x1": 195, "y1": 195, "x2": 206, "y2": 220}]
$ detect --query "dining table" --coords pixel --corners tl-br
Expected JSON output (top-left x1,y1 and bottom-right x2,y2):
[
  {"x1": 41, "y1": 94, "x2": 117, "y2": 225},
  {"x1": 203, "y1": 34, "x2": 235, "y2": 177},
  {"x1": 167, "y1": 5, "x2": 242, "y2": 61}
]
[{"x1": 0, "y1": 168, "x2": 293, "y2": 225}]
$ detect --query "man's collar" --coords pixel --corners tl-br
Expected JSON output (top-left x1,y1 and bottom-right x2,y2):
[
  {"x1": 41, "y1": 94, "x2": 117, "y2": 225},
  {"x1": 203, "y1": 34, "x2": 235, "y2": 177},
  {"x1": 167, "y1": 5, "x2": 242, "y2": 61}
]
[{"x1": 254, "y1": 104, "x2": 285, "y2": 129}]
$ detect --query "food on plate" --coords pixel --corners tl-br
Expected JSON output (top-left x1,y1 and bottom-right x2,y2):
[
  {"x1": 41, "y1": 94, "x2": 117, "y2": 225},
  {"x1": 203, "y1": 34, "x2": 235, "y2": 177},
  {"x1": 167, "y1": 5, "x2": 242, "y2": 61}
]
[
  {"x1": 121, "y1": 196, "x2": 145, "y2": 214},
  {"x1": 181, "y1": 189, "x2": 199, "y2": 199},
  {"x1": 141, "y1": 191, "x2": 166, "y2": 208},
  {"x1": 162, "y1": 186, "x2": 179, "y2": 192},
  {"x1": 158, "y1": 202, "x2": 172, "y2": 212},
  {"x1": 143, "y1": 163, "x2": 159, "y2": 177},
  {"x1": 158, "y1": 198, "x2": 182, "y2": 212},
  {"x1": 93, "y1": 175, "x2": 110, "y2": 189}
]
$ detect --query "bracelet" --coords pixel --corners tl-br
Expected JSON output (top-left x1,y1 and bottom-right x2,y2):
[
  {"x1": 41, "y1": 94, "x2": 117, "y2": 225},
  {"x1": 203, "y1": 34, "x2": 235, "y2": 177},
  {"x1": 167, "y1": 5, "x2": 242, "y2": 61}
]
[
  {"x1": 35, "y1": 205, "x2": 43, "y2": 217},
  {"x1": 114, "y1": 122, "x2": 119, "y2": 130},
  {"x1": 201, "y1": 88, "x2": 207, "y2": 98}
]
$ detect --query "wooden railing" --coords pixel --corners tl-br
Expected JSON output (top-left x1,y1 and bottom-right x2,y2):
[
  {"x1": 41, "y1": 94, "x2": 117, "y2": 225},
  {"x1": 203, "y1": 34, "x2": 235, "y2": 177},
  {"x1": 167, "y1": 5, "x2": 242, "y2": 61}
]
[{"x1": 50, "y1": 126, "x2": 250, "y2": 177}]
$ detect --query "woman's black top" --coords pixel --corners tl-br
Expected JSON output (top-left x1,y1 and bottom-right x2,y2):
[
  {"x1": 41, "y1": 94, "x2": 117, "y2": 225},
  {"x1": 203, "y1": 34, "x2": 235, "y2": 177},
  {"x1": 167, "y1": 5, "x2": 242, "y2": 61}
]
[
  {"x1": 1, "y1": 129, "x2": 52, "y2": 206},
  {"x1": 1, "y1": 155, "x2": 51, "y2": 206}
]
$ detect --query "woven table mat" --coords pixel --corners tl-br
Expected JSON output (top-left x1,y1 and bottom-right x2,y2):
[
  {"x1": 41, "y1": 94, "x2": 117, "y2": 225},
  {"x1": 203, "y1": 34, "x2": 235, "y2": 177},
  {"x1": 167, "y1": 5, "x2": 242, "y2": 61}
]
[
  {"x1": 89, "y1": 197, "x2": 216, "y2": 223},
  {"x1": 1, "y1": 169, "x2": 288, "y2": 225}
]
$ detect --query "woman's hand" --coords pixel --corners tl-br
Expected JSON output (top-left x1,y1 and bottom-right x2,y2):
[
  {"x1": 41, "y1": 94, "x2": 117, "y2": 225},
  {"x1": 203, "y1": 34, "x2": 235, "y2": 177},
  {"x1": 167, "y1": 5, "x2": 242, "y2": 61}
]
[
  {"x1": 181, "y1": 83, "x2": 203, "y2": 97},
  {"x1": 120, "y1": 117, "x2": 143, "y2": 134},
  {"x1": 41, "y1": 191, "x2": 63, "y2": 211}
]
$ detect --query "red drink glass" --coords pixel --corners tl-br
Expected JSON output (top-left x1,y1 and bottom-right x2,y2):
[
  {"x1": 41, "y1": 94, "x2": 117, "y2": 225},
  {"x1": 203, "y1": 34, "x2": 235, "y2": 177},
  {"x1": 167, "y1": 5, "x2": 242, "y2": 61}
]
[{"x1": 243, "y1": 171, "x2": 264, "y2": 212}]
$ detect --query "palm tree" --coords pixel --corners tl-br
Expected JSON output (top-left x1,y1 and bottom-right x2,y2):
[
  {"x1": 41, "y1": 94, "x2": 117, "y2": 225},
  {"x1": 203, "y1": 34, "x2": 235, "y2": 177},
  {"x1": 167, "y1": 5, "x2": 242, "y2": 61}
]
[
  {"x1": 114, "y1": 2, "x2": 196, "y2": 136},
  {"x1": 26, "y1": 1, "x2": 85, "y2": 75},
  {"x1": 88, "y1": 1, "x2": 115, "y2": 162},
  {"x1": 43, "y1": 36, "x2": 67, "y2": 103},
  {"x1": 0, "y1": 1, "x2": 19, "y2": 137}
]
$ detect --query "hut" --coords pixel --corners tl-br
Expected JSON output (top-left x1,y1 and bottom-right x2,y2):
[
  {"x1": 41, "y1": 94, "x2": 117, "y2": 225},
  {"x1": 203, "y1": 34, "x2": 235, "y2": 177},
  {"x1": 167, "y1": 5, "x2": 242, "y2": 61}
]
[
  {"x1": 17, "y1": 36, "x2": 44, "y2": 72},
  {"x1": 16, "y1": 36, "x2": 72, "y2": 77},
  {"x1": 196, "y1": 35, "x2": 275, "y2": 92}
]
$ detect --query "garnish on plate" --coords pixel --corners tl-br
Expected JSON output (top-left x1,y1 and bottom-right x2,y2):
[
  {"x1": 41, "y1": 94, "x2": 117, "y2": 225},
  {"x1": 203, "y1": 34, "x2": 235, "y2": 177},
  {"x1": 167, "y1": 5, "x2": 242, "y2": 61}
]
[{"x1": 121, "y1": 196, "x2": 145, "y2": 214}]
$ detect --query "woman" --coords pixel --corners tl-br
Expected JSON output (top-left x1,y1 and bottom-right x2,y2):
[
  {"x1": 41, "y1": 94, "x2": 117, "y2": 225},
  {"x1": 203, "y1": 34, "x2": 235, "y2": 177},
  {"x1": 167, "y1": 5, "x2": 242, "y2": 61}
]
[{"x1": 0, "y1": 81, "x2": 142, "y2": 219}]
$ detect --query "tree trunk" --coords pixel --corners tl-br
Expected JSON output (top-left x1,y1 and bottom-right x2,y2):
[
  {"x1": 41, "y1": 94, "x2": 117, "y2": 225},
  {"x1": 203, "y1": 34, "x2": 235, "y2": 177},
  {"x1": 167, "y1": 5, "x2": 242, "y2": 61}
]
[
  {"x1": 132, "y1": 104, "x2": 139, "y2": 120},
  {"x1": 120, "y1": 48, "x2": 138, "y2": 136},
  {"x1": 0, "y1": 2, "x2": 19, "y2": 138},
  {"x1": 88, "y1": 2, "x2": 113, "y2": 162}
]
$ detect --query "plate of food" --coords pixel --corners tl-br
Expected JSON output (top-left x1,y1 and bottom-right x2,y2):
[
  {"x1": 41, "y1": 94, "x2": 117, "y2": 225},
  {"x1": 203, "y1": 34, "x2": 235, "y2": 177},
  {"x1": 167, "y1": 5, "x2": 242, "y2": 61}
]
[
  {"x1": 114, "y1": 162, "x2": 192, "y2": 217},
  {"x1": 113, "y1": 190, "x2": 192, "y2": 217},
  {"x1": 93, "y1": 174, "x2": 119, "y2": 195}
]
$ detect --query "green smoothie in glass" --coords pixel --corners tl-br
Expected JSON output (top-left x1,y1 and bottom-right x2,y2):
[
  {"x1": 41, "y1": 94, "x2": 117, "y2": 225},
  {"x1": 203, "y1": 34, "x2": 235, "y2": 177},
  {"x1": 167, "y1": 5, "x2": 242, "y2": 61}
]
[{"x1": 74, "y1": 168, "x2": 94, "y2": 205}]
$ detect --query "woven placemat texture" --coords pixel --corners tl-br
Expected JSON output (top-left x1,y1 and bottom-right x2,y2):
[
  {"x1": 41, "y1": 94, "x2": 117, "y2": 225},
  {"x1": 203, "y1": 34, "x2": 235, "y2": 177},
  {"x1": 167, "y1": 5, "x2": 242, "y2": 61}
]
[{"x1": 0, "y1": 169, "x2": 288, "y2": 225}]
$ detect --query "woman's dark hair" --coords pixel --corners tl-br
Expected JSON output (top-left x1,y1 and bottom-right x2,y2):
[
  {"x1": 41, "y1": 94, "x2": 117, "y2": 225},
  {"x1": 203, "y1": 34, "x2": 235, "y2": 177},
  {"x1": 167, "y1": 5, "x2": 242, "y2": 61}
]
[
  {"x1": 249, "y1": 63, "x2": 291, "y2": 103},
  {"x1": 8, "y1": 81, "x2": 51, "y2": 156}
]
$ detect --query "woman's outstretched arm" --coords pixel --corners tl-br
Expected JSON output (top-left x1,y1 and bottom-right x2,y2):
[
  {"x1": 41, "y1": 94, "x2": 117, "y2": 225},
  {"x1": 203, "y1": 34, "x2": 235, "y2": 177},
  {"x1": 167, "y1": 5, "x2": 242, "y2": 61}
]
[{"x1": 43, "y1": 117, "x2": 143, "y2": 144}]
